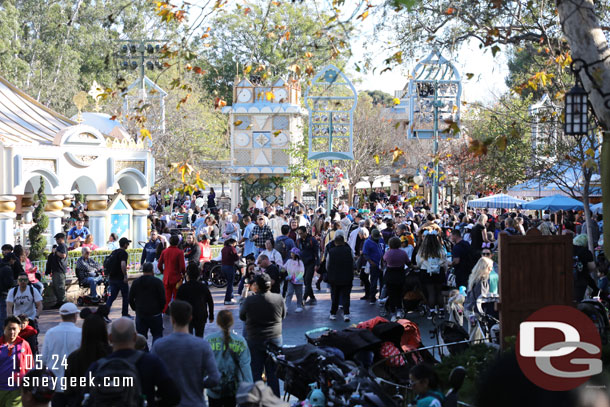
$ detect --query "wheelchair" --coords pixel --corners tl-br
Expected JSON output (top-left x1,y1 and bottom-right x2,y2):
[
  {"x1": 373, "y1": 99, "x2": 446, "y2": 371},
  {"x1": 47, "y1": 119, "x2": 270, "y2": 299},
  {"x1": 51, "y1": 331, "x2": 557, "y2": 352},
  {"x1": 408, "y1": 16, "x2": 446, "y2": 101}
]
[{"x1": 76, "y1": 274, "x2": 110, "y2": 306}]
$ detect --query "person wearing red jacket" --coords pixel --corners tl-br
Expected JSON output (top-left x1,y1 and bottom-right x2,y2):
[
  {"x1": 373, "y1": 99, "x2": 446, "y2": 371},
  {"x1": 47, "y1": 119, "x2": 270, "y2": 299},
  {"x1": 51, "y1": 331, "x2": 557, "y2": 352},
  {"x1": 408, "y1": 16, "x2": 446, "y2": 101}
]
[
  {"x1": 0, "y1": 315, "x2": 32, "y2": 404},
  {"x1": 16, "y1": 315, "x2": 38, "y2": 354},
  {"x1": 158, "y1": 235, "x2": 186, "y2": 313}
]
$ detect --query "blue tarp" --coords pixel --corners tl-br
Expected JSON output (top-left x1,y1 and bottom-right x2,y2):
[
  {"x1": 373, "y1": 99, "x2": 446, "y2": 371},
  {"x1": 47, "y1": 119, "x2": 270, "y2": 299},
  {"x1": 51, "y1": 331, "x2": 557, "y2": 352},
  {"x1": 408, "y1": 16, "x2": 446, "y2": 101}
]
[{"x1": 521, "y1": 194, "x2": 584, "y2": 211}]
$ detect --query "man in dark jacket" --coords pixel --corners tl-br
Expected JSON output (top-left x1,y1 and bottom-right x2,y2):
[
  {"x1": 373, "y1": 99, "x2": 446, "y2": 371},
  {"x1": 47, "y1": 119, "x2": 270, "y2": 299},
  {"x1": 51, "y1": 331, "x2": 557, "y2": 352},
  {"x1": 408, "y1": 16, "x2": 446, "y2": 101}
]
[
  {"x1": 296, "y1": 226, "x2": 320, "y2": 306},
  {"x1": 140, "y1": 230, "x2": 162, "y2": 265},
  {"x1": 129, "y1": 262, "x2": 166, "y2": 343},
  {"x1": 326, "y1": 231, "x2": 354, "y2": 322},
  {"x1": 0, "y1": 255, "x2": 16, "y2": 323},
  {"x1": 176, "y1": 263, "x2": 214, "y2": 337},
  {"x1": 239, "y1": 273, "x2": 285, "y2": 397}
]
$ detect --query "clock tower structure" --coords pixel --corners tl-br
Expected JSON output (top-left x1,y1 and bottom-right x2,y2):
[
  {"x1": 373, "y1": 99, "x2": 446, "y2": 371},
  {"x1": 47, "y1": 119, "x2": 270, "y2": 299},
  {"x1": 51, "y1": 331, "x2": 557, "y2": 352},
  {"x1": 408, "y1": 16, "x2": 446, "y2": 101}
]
[{"x1": 222, "y1": 77, "x2": 305, "y2": 209}]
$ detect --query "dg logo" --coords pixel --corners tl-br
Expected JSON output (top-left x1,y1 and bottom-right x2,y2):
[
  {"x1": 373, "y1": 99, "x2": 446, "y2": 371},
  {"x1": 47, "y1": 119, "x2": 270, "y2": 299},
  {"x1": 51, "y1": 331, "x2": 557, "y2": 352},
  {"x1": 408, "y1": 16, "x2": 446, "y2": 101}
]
[{"x1": 516, "y1": 305, "x2": 603, "y2": 391}]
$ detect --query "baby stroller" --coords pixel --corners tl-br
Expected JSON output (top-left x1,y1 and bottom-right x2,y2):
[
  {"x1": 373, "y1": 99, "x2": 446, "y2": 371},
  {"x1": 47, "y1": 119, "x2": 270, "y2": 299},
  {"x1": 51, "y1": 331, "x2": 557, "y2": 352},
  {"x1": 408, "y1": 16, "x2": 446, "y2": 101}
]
[
  {"x1": 402, "y1": 269, "x2": 426, "y2": 313},
  {"x1": 578, "y1": 298, "x2": 610, "y2": 345}
]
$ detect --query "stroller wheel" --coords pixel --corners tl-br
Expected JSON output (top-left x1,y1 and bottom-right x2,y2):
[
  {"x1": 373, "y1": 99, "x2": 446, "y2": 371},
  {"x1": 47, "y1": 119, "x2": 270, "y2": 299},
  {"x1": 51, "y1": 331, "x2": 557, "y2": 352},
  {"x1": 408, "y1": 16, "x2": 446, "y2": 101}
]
[{"x1": 76, "y1": 297, "x2": 84, "y2": 306}]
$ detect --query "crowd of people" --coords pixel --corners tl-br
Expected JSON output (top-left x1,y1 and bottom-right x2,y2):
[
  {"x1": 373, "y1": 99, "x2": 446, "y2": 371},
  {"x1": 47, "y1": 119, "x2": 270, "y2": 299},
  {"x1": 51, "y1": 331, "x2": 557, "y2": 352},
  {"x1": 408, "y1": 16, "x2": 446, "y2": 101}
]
[{"x1": 0, "y1": 186, "x2": 604, "y2": 406}]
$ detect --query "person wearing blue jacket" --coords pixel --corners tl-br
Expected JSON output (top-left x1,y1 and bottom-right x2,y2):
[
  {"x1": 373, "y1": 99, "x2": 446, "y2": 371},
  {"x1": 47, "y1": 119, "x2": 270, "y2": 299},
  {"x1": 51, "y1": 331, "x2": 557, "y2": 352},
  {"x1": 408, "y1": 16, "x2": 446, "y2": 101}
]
[
  {"x1": 206, "y1": 310, "x2": 253, "y2": 406},
  {"x1": 140, "y1": 230, "x2": 162, "y2": 265},
  {"x1": 362, "y1": 228, "x2": 385, "y2": 304}
]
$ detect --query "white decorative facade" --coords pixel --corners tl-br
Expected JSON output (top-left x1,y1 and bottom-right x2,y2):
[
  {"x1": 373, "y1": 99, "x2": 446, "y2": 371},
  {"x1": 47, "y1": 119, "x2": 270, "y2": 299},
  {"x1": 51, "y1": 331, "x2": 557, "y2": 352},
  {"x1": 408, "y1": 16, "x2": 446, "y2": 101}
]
[{"x1": 0, "y1": 76, "x2": 153, "y2": 247}]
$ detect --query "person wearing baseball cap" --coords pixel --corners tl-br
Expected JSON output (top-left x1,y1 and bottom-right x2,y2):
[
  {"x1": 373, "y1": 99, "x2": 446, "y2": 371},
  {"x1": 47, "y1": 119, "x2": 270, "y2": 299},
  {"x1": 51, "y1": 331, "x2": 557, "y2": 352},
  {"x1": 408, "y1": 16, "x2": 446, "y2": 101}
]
[
  {"x1": 41, "y1": 301, "x2": 81, "y2": 406},
  {"x1": 105, "y1": 237, "x2": 132, "y2": 318},
  {"x1": 239, "y1": 272, "x2": 285, "y2": 397},
  {"x1": 46, "y1": 234, "x2": 68, "y2": 309}
]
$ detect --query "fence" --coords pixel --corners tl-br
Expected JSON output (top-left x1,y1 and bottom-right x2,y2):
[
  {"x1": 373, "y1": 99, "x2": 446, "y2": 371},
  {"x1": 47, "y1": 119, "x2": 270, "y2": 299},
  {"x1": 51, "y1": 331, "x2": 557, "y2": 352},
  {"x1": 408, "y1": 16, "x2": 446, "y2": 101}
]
[{"x1": 30, "y1": 246, "x2": 223, "y2": 278}]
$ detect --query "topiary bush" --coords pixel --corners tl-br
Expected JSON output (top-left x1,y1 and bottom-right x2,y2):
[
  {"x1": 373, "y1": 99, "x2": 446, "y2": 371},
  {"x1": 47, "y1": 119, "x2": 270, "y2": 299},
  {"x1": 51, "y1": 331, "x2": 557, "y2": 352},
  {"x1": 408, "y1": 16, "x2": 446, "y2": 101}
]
[{"x1": 28, "y1": 177, "x2": 48, "y2": 261}]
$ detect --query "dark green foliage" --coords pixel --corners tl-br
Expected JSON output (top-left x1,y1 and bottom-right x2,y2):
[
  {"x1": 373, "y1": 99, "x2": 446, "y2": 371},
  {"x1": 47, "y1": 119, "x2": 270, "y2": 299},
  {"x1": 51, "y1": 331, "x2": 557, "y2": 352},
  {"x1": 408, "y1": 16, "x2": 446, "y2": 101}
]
[
  {"x1": 28, "y1": 177, "x2": 48, "y2": 261},
  {"x1": 434, "y1": 344, "x2": 499, "y2": 405}
]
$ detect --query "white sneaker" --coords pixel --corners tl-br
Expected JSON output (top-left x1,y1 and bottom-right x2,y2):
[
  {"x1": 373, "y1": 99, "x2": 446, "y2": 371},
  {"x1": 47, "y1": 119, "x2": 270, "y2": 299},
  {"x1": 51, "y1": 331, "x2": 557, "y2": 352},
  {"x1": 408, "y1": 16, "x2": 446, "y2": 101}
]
[
  {"x1": 378, "y1": 297, "x2": 388, "y2": 304},
  {"x1": 344, "y1": 314, "x2": 351, "y2": 322},
  {"x1": 295, "y1": 307, "x2": 303, "y2": 313},
  {"x1": 329, "y1": 314, "x2": 337, "y2": 321},
  {"x1": 396, "y1": 310, "x2": 404, "y2": 319}
]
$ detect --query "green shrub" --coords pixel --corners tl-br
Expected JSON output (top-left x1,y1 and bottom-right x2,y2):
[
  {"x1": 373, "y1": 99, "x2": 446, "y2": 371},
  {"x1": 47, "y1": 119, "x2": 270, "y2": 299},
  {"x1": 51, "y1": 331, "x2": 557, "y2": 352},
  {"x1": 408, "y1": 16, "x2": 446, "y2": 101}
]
[{"x1": 434, "y1": 344, "x2": 499, "y2": 404}]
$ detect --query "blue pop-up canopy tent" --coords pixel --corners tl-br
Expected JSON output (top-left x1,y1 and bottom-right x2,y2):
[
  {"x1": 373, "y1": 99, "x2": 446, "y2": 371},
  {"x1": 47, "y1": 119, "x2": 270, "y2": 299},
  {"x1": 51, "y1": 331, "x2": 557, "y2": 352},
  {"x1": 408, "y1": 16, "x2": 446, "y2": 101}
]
[
  {"x1": 521, "y1": 194, "x2": 584, "y2": 211},
  {"x1": 467, "y1": 194, "x2": 526, "y2": 209}
]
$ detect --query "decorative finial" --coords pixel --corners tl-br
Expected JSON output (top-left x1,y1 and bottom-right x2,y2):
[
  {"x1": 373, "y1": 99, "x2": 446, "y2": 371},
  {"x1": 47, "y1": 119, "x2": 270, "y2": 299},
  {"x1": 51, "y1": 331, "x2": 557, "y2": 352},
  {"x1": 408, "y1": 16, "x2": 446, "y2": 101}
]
[
  {"x1": 72, "y1": 91, "x2": 88, "y2": 123},
  {"x1": 88, "y1": 81, "x2": 104, "y2": 112}
]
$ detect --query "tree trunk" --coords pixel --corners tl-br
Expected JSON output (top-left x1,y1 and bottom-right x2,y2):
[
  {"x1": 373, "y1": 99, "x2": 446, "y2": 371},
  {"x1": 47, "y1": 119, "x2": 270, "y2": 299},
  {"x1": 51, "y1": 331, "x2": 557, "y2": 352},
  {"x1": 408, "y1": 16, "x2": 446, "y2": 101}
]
[{"x1": 558, "y1": 0, "x2": 610, "y2": 257}]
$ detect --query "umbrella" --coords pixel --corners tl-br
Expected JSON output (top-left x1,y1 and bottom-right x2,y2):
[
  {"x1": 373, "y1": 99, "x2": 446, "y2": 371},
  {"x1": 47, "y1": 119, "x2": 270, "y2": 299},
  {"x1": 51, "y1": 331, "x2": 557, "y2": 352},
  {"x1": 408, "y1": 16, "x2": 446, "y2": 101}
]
[
  {"x1": 467, "y1": 194, "x2": 526, "y2": 209},
  {"x1": 591, "y1": 202, "x2": 603, "y2": 214},
  {"x1": 521, "y1": 194, "x2": 584, "y2": 211}
]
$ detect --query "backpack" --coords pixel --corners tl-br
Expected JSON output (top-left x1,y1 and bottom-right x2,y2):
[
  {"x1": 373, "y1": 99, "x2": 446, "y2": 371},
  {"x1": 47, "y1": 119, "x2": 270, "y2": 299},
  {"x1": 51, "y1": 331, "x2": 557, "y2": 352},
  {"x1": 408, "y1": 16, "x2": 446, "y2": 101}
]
[
  {"x1": 276, "y1": 237, "x2": 288, "y2": 262},
  {"x1": 427, "y1": 257, "x2": 442, "y2": 274},
  {"x1": 12, "y1": 285, "x2": 34, "y2": 300},
  {"x1": 87, "y1": 351, "x2": 144, "y2": 407},
  {"x1": 103, "y1": 250, "x2": 118, "y2": 273}
]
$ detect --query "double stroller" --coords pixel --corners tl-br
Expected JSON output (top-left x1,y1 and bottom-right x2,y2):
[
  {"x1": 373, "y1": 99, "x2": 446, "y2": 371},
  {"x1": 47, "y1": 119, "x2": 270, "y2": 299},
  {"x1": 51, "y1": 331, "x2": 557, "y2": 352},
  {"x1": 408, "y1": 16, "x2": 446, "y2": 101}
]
[{"x1": 266, "y1": 317, "x2": 436, "y2": 406}]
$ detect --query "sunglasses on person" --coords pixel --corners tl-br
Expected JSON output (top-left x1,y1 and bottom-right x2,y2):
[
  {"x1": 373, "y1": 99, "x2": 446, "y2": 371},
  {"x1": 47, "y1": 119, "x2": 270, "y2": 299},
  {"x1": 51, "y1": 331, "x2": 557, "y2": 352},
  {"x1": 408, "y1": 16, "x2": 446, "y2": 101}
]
[{"x1": 482, "y1": 251, "x2": 492, "y2": 256}]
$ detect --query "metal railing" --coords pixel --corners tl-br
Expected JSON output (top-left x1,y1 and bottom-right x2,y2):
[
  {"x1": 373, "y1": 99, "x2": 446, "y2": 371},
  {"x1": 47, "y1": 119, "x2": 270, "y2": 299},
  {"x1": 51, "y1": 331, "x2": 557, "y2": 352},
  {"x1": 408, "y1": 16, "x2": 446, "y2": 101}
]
[
  {"x1": 30, "y1": 247, "x2": 223, "y2": 279},
  {"x1": 31, "y1": 251, "x2": 143, "y2": 278}
]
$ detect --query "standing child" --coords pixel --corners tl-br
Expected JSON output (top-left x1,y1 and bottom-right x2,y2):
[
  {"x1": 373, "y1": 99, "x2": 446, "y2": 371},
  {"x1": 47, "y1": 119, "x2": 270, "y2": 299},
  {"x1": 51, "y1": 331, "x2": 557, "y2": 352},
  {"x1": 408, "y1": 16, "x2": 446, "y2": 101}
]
[{"x1": 284, "y1": 248, "x2": 305, "y2": 313}]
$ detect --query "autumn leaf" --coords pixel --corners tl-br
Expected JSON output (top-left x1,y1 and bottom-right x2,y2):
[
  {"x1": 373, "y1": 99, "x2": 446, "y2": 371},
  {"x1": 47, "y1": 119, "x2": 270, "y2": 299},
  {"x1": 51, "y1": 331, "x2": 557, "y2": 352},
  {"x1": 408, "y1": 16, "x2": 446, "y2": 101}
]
[
  {"x1": 392, "y1": 98, "x2": 401, "y2": 105},
  {"x1": 284, "y1": 31, "x2": 291, "y2": 41},
  {"x1": 373, "y1": 154, "x2": 380, "y2": 165},
  {"x1": 140, "y1": 128, "x2": 152, "y2": 140},
  {"x1": 233, "y1": 120, "x2": 243, "y2": 126},
  {"x1": 193, "y1": 66, "x2": 206, "y2": 75},
  {"x1": 288, "y1": 64, "x2": 301, "y2": 75},
  {"x1": 265, "y1": 91, "x2": 274, "y2": 101},
  {"x1": 357, "y1": 10, "x2": 369, "y2": 20},
  {"x1": 214, "y1": 97, "x2": 226, "y2": 109},
  {"x1": 392, "y1": 148, "x2": 404, "y2": 163},
  {"x1": 466, "y1": 73, "x2": 474, "y2": 80},
  {"x1": 174, "y1": 9, "x2": 186, "y2": 22},
  {"x1": 585, "y1": 148, "x2": 595, "y2": 158},
  {"x1": 491, "y1": 45, "x2": 501, "y2": 57},
  {"x1": 273, "y1": 130, "x2": 281, "y2": 137},
  {"x1": 304, "y1": 52, "x2": 313, "y2": 59},
  {"x1": 445, "y1": 7, "x2": 455, "y2": 14},
  {"x1": 244, "y1": 7, "x2": 251, "y2": 15}
]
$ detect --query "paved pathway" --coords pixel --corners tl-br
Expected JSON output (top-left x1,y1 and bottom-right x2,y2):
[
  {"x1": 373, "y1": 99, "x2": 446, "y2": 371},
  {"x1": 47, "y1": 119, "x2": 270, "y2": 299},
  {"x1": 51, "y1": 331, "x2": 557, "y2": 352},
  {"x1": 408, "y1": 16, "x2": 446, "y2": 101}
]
[{"x1": 38, "y1": 279, "x2": 436, "y2": 348}]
